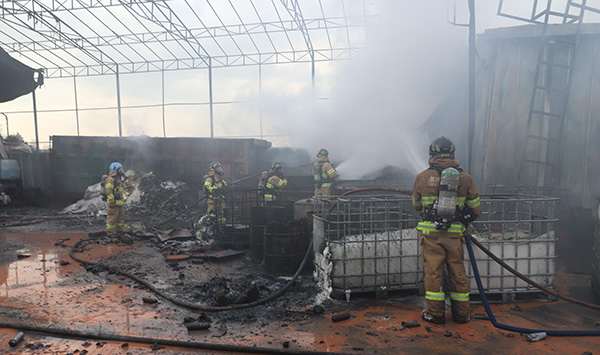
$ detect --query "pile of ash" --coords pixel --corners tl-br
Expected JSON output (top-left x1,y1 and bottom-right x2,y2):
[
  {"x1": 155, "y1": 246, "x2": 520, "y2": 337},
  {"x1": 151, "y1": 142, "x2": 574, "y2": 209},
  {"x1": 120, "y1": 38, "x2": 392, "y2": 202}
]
[
  {"x1": 129, "y1": 172, "x2": 197, "y2": 214},
  {"x1": 61, "y1": 171, "x2": 197, "y2": 216}
]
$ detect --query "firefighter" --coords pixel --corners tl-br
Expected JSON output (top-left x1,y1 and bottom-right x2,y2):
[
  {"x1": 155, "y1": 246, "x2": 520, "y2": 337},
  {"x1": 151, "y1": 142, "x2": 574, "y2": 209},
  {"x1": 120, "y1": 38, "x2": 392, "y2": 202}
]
[
  {"x1": 412, "y1": 136, "x2": 481, "y2": 325},
  {"x1": 313, "y1": 148, "x2": 338, "y2": 196},
  {"x1": 105, "y1": 162, "x2": 127, "y2": 235},
  {"x1": 204, "y1": 161, "x2": 227, "y2": 224},
  {"x1": 263, "y1": 162, "x2": 288, "y2": 205}
]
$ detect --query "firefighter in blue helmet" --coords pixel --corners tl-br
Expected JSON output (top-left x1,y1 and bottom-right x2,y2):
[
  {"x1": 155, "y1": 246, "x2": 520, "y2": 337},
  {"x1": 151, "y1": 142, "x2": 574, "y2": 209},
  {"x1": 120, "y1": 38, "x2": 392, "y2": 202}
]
[
  {"x1": 412, "y1": 136, "x2": 481, "y2": 325},
  {"x1": 105, "y1": 162, "x2": 127, "y2": 235}
]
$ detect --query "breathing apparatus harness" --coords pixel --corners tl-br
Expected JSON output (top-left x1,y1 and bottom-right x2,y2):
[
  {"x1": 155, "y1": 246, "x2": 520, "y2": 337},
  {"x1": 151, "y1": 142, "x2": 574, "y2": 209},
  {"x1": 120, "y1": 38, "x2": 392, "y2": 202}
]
[
  {"x1": 421, "y1": 165, "x2": 474, "y2": 231},
  {"x1": 312, "y1": 160, "x2": 334, "y2": 189}
]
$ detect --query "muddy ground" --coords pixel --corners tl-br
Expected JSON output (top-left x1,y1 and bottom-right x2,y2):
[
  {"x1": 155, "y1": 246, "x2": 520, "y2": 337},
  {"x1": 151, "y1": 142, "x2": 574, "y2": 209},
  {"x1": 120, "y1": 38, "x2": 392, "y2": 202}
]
[{"x1": 0, "y1": 203, "x2": 357, "y2": 349}]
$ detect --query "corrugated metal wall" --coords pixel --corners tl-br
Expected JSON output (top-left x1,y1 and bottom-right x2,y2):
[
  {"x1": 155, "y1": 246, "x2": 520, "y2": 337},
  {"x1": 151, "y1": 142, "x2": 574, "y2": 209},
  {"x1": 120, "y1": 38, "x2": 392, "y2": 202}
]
[
  {"x1": 424, "y1": 23, "x2": 600, "y2": 209},
  {"x1": 51, "y1": 136, "x2": 271, "y2": 200}
]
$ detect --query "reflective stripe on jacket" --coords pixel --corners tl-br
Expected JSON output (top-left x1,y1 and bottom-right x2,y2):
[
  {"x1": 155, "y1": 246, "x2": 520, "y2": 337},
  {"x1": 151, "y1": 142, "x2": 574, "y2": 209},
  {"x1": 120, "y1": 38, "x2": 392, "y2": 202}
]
[
  {"x1": 204, "y1": 172, "x2": 227, "y2": 199},
  {"x1": 105, "y1": 173, "x2": 125, "y2": 206},
  {"x1": 412, "y1": 157, "x2": 481, "y2": 237}
]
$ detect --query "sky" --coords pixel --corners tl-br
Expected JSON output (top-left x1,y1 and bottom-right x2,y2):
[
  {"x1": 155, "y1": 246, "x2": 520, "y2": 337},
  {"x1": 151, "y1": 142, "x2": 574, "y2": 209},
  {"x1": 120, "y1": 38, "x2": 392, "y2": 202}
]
[{"x1": 0, "y1": 0, "x2": 581, "y2": 179}]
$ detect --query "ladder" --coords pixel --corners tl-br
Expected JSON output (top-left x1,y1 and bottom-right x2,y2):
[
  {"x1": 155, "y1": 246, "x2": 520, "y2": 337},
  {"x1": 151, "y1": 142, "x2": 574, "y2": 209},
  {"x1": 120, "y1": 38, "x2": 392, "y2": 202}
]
[{"x1": 518, "y1": 0, "x2": 587, "y2": 186}]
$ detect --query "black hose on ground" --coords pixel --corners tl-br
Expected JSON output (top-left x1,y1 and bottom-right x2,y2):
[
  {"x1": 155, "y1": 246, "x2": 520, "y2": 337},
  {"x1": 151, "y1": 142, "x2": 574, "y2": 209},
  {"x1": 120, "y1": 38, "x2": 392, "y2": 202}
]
[
  {"x1": 469, "y1": 235, "x2": 600, "y2": 311},
  {"x1": 466, "y1": 234, "x2": 600, "y2": 336},
  {"x1": 69, "y1": 236, "x2": 314, "y2": 312},
  {"x1": 0, "y1": 321, "x2": 353, "y2": 355}
]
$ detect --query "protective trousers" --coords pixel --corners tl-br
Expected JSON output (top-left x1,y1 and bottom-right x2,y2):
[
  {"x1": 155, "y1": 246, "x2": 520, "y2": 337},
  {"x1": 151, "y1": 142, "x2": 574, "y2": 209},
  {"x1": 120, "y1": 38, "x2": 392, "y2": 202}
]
[
  {"x1": 106, "y1": 205, "x2": 125, "y2": 235},
  {"x1": 207, "y1": 198, "x2": 226, "y2": 223},
  {"x1": 314, "y1": 186, "x2": 333, "y2": 196},
  {"x1": 419, "y1": 234, "x2": 470, "y2": 318}
]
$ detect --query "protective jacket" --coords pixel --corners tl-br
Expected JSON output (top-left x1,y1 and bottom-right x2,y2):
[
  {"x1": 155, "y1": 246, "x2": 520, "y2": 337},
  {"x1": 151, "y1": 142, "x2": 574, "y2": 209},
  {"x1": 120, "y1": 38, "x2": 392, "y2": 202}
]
[
  {"x1": 105, "y1": 172, "x2": 125, "y2": 207},
  {"x1": 105, "y1": 171, "x2": 126, "y2": 234},
  {"x1": 264, "y1": 169, "x2": 287, "y2": 202},
  {"x1": 204, "y1": 171, "x2": 227, "y2": 200},
  {"x1": 412, "y1": 157, "x2": 481, "y2": 237},
  {"x1": 316, "y1": 155, "x2": 338, "y2": 187},
  {"x1": 412, "y1": 156, "x2": 481, "y2": 321}
]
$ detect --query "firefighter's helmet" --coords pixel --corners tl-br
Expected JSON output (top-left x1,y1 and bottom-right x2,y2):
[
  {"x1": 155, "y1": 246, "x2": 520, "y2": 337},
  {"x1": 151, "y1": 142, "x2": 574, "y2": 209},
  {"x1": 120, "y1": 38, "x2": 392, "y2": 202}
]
[
  {"x1": 429, "y1": 136, "x2": 455, "y2": 158},
  {"x1": 317, "y1": 148, "x2": 329, "y2": 157},
  {"x1": 209, "y1": 161, "x2": 224, "y2": 176},
  {"x1": 271, "y1": 161, "x2": 283, "y2": 172},
  {"x1": 109, "y1": 162, "x2": 123, "y2": 174}
]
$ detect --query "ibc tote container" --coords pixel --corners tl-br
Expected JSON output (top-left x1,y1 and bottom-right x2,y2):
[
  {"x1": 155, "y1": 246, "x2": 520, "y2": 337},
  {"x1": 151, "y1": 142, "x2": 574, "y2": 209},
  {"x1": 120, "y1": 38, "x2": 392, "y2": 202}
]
[
  {"x1": 312, "y1": 195, "x2": 422, "y2": 296},
  {"x1": 313, "y1": 193, "x2": 558, "y2": 300},
  {"x1": 465, "y1": 195, "x2": 558, "y2": 300}
]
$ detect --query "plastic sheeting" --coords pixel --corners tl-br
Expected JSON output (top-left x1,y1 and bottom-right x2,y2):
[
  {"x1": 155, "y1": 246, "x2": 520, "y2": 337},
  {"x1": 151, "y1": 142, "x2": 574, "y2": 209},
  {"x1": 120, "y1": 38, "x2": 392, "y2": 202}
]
[{"x1": 0, "y1": 47, "x2": 43, "y2": 103}]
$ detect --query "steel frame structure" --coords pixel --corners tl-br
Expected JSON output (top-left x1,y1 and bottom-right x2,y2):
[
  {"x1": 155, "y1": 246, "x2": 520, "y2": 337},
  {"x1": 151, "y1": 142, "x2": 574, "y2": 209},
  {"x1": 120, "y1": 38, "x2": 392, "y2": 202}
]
[
  {"x1": 0, "y1": 0, "x2": 370, "y2": 77},
  {"x1": 0, "y1": 0, "x2": 371, "y2": 142}
]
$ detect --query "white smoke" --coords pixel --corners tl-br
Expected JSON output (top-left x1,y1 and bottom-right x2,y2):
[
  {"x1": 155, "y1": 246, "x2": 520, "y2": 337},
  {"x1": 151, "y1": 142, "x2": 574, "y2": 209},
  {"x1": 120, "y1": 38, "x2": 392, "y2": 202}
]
[{"x1": 263, "y1": 0, "x2": 470, "y2": 179}]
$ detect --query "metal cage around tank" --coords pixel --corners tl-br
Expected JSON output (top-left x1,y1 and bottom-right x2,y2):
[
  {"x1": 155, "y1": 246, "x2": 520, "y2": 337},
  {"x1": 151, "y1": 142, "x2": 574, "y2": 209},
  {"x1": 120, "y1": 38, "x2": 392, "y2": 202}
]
[
  {"x1": 312, "y1": 194, "x2": 422, "y2": 296},
  {"x1": 465, "y1": 194, "x2": 558, "y2": 300},
  {"x1": 313, "y1": 193, "x2": 558, "y2": 300}
]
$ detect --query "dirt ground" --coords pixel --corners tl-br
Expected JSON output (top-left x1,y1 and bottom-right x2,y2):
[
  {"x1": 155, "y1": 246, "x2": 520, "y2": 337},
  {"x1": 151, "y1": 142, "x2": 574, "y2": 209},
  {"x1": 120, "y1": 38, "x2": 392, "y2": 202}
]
[{"x1": 1, "y1": 203, "x2": 600, "y2": 354}]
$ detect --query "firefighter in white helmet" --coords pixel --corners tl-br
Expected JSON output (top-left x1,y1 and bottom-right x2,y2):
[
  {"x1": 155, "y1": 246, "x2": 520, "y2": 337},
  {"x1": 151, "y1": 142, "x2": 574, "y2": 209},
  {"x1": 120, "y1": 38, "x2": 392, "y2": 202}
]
[
  {"x1": 313, "y1": 148, "x2": 338, "y2": 196},
  {"x1": 412, "y1": 136, "x2": 481, "y2": 325}
]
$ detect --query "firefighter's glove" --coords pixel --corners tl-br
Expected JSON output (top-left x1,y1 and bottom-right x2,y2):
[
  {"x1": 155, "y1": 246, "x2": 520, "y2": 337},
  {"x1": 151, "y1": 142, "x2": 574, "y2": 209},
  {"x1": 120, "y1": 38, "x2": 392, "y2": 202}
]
[
  {"x1": 114, "y1": 192, "x2": 123, "y2": 200},
  {"x1": 456, "y1": 207, "x2": 475, "y2": 225}
]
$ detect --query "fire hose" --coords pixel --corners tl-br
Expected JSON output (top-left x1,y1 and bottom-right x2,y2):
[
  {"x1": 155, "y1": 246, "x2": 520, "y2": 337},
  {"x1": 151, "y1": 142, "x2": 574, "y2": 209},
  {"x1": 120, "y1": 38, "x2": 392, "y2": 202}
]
[
  {"x1": 69, "y1": 236, "x2": 313, "y2": 312},
  {"x1": 465, "y1": 234, "x2": 600, "y2": 336},
  {"x1": 341, "y1": 187, "x2": 600, "y2": 334},
  {"x1": 0, "y1": 319, "x2": 352, "y2": 355}
]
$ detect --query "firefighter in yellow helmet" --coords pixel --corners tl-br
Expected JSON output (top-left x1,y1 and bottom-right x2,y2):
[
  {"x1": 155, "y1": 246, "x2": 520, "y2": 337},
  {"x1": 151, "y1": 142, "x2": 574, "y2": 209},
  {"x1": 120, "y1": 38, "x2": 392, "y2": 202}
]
[
  {"x1": 313, "y1": 148, "x2": 338, "y2": 196},
  {"x1": 412, "y1": 136, "x2": 481, "y2": 325},
  {"x1": 262, "y1": 162, "x2": 288, "y2": 205},
  {"x1": 204, "y1": 161, "x2": 227, "y2": 223},
  {"x1": 105, "y1": 162, "x2": 127, "y2": 235}
]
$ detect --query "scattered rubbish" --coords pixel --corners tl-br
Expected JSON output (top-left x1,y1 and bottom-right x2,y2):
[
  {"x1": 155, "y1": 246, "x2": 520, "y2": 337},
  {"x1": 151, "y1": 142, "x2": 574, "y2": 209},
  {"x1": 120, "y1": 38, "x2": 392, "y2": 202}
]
[
  {"x1": 88, "y1": 230, "x2": 107, "y2": 238},
  {"x1": 308, "y1": 305, "x2": 325, "y2": 314},
  {"x1": 331, "y1": 312, "x2": 351, "y2": 322},
  {"x1": 473, "y1": 313, "x2": 490, "y2": 320},
  {"x1": 506, "y1": 334, "x2": 515, "y2": 338},
  {"x1": 60, "y1": 260, "x2": 70, "y2": 266},
  {"x1": 282, "y1": 341, "x2": 290, "y2": 348},
  {"x1": 82, "y1": 341, "x2": 92, "y2": 346},
  {"x1": 121, "y1": 343, "x2": 129, "y2": 348},
  {"x1": 156, "y1": 228, "x2": 194, "y2": 242},
  {"x1": 401, "y1": 320, "x2": 420, "y2": 328},
  {"x1": 55, "y1": 236, "x2": 71, "y2": 246},
  {"x1": 525, "y1": 332, "x2": 547, "y2": 342},
  {"x1": 151, "y1": 343, "x2": 165, "y2": 350},
  {"x1": 186, "y1": 322, "x2": 212, "y2": 330},
  {"x1": 191, "y1": 249, "x2": 245, "y2": 261},
  {"x1": 424, "y1": 326, "x2": 432, "y2": 333},
  {"x1": 212, "y1": 324, "x2": 228, "y2": 337},
  {"x1": 511, "y1": 304, "x2": 523, "y2": 312},
  {"x1": 142, "y1": 296, "x2": 158, "y2": 304},
  {"x1": 444, "y1": 331, "x2": 453, "y2": 337},
  {"x1": 8, "y1": 331, "x2": 24, "y2": 347},
  {"x1": 16, "y1": 254, "x2": 31, "y2": 259},
  {"x1": 165, "y1": 254, "x2": 191, "y2": 263}
]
